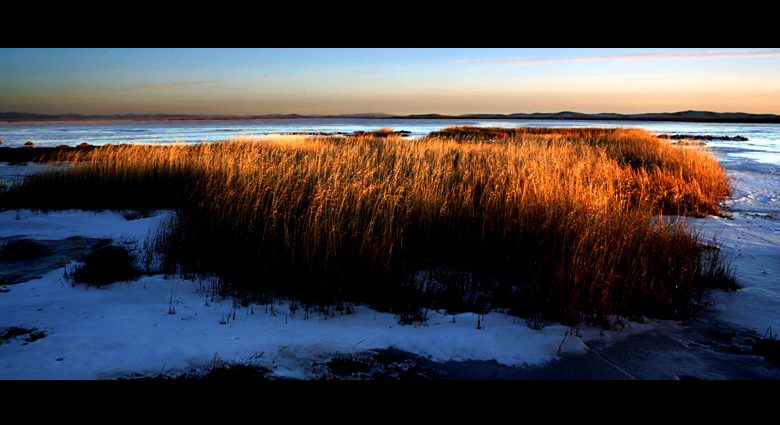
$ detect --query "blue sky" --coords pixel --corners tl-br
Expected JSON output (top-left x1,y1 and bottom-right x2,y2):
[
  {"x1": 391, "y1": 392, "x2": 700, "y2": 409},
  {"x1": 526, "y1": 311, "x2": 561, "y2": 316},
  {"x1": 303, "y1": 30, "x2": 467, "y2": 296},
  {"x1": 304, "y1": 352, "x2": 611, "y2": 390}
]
[{"x1": 1, "y1": 48, "x2": 778, "y2": 116}]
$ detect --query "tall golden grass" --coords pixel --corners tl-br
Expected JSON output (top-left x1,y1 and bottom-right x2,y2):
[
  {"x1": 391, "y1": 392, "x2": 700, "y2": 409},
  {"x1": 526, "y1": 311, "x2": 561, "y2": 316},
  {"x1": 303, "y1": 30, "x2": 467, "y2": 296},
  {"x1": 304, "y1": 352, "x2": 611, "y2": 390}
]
[{"x1": 0, "y1": 127, "x2": 734, "y2": 324}]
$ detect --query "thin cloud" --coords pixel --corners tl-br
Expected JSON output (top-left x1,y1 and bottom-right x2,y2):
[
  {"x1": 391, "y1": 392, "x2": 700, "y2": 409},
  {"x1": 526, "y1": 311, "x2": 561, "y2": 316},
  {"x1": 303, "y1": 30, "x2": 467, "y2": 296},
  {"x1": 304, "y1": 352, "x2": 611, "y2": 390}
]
[
  {"x1": 456, "y1": 49, "x2": 780, "y2": 65},
  {"x1": 109, "y1": 75, "x2": 365, "y2": 93},
  {"x1": 110, "y1": 80, "x2": 233, "y2": 92}
]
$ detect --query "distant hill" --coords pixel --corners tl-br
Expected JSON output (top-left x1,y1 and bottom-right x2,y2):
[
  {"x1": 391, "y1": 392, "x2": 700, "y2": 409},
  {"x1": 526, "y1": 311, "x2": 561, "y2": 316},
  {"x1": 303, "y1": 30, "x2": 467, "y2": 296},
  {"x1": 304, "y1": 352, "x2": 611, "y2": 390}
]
[
  {"x1": 629, "y1": 110, "x2": 780, "y2": 120},
  {"x1": 2, "y1": 110, "x2": 778, "y2": 123},
  {"x1": 0, "y1": 112, "x2": 394, "y2": 121},
  {"x1": 462, "y1": 110, "x2": 780, "y2": 122}
]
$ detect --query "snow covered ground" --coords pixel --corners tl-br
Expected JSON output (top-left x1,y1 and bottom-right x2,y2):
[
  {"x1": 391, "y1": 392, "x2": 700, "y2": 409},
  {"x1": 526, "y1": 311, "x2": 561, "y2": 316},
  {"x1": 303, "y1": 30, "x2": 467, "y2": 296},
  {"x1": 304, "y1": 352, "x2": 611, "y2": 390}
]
[
  {"x1": 1, "y1": 157, "x2": 778, "y2": 380},
  {"x1": 692, "y1": 162, "x2": 780, "y2": 337}
]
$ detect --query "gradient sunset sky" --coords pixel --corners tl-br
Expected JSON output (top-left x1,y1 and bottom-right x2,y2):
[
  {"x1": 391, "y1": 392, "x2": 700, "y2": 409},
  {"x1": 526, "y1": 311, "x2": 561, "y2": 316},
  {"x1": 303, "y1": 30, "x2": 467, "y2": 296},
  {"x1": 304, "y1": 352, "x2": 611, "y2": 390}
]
[{"x1": 1, "y1": 48, "x2": 778, "y2": 116}]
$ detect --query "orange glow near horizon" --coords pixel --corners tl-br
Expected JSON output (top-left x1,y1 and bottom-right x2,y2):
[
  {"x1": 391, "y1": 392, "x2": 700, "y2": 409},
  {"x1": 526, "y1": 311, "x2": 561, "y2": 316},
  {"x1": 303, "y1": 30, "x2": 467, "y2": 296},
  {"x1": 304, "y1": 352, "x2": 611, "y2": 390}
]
[{"x1": 1, "y1": 48, "x2": 778, "y2": 116}]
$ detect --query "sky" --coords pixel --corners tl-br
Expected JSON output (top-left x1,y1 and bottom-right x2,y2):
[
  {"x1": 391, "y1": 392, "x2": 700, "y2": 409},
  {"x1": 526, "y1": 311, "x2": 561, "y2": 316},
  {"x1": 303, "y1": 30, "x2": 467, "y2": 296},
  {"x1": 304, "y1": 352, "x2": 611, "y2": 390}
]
[{"x1": 1, "y1": 48, "x2": 778, "y2": 116}]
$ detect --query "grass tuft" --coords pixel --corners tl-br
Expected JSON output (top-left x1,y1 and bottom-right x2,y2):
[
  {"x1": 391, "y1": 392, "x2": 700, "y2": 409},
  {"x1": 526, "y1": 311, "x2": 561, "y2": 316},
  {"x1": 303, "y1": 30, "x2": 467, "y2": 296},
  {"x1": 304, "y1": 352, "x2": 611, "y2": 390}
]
[
  {"x1": 65, "y1": 239, "x2": 142, "y2": 287},
  {"x1": 0, "y1": 238, "x2": 49, "y2": 260}
]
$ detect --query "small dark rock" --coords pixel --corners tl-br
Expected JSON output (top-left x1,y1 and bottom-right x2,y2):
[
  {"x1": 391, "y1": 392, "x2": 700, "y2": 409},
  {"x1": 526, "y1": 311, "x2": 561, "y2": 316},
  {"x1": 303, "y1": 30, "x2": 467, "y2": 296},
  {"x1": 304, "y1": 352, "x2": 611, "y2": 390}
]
[
  {"x1": 26, "y1": 330, "x2": 47, "y2": 342},
  {"x1": 754, "y1": 338, "x2": 780, "y2": 364}
]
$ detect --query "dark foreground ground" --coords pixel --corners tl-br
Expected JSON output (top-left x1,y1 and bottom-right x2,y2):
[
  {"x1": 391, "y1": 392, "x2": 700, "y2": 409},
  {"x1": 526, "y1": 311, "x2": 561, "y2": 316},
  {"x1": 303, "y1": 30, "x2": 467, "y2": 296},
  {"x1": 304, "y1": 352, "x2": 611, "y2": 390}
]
[
  {"x1": 403, "y1": 316, "x2": 780, "y2": 380},
  {"x1": 2, "y1": 235, "x2": 779, "y2": 380}
]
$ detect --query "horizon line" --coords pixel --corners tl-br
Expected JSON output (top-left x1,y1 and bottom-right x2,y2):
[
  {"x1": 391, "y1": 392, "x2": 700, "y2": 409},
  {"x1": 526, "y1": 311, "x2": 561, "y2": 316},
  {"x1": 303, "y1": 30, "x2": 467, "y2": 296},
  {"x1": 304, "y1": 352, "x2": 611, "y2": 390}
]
[
  {"x1": 3, "y1": 109, "x2": 780, "y2": 124},
  {"x1": 3, "y1": 109, "x2": 780, "y2": 117}
]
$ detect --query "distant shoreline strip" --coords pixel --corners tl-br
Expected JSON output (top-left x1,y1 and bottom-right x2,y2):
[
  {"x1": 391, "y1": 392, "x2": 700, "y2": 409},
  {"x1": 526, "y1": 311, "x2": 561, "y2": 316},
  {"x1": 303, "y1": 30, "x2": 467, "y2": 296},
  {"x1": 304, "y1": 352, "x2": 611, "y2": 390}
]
[{"x1": 3, "y1": 115, "x2": 780, "y2": 124}]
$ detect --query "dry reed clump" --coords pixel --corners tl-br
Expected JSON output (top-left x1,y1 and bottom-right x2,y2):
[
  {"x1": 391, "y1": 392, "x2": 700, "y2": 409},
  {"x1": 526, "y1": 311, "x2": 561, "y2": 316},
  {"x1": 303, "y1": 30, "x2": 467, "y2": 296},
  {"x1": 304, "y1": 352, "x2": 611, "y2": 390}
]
[
  {"x1": 0, "y1": 128, "x2": 735, "y2": 325},
  {"x1": 0, "y1": 143, "x2": 214, "y2": 211}
]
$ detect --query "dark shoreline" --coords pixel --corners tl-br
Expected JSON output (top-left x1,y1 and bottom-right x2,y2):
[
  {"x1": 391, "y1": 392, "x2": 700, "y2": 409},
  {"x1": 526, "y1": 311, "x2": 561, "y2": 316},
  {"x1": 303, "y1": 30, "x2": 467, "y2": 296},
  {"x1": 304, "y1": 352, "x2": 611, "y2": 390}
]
[{"x1": 0, "y1": 145, "x2": 100, "y2": 164}]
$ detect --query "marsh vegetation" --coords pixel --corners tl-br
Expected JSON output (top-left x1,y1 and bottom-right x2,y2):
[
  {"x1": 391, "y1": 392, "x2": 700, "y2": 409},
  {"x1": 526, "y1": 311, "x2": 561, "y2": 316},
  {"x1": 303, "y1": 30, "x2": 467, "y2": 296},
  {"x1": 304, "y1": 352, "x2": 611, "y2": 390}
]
[{"x1": 0, "y1": 127, "x2": 736, "y2": 326}]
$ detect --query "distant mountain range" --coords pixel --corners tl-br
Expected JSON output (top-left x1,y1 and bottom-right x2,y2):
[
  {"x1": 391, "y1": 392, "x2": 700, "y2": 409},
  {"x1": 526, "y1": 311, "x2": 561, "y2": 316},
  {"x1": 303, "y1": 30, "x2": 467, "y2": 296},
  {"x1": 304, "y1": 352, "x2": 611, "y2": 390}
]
[
  {"x1": 456, "y1": 110, "x2": 780, "y2": 122},
  {"x1": 2, "y1": 110, "x2": 779, "y2": 123}
]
